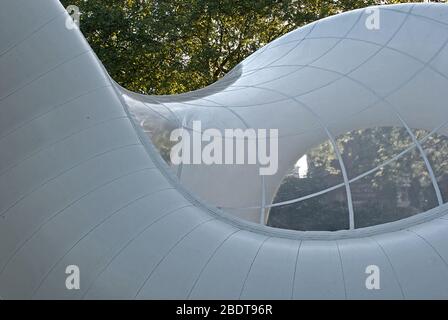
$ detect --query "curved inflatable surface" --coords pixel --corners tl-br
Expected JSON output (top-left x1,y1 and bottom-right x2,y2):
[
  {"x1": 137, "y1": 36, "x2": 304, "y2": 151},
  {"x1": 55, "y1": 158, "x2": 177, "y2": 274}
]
[{"x1": 1, "y1": 1, "x2": 448, "y2": 299}]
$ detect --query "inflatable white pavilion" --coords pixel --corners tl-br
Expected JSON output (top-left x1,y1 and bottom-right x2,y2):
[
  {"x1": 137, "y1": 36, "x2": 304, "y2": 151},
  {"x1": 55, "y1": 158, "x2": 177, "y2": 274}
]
[{"x1": 1, "y1": 1, "x2": 448, "y2": 299}]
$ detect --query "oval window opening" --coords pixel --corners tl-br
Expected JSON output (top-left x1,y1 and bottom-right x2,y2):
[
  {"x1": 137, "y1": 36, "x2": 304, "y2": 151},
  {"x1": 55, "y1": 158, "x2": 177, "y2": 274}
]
[{"x1": 267, "y1": 127, "x2": 448, "y2": 231}]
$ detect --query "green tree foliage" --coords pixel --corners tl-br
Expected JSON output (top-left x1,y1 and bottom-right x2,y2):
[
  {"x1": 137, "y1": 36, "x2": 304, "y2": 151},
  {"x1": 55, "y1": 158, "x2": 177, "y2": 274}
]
[{"x1": 59, "y1": 0, "x2": 411, "y2": 94}]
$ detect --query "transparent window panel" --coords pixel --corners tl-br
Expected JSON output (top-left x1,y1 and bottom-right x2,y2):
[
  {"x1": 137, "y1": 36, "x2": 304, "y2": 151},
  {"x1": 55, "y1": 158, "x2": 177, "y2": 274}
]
[
  {"x1": 421, "y1": 131, "x2": 448, "y2": 203},
  {"x1": 125, "y1": 97, "x2": 180, "y2": 164},
  {"x1": 135, "y1": 107, "x2": 179, "y2": 164},
  {"x1": 267, "y1": 187, "x2": 349, "y2": 231},
  {"x1": 326, "y1": 101, "x2": 413, "y2": 180},
  {"x1": 352, "y1": 149, "x2": 439, "y2": 229},
  {"x1": 273, "y1": 139, "x2": 345, "y2": 205},
  {"x1": 413, "y1": 128, "x2": 431, "y2": 140},
  {"x1": 336, "y1": 127, "x2": 414, "y2": 180}
]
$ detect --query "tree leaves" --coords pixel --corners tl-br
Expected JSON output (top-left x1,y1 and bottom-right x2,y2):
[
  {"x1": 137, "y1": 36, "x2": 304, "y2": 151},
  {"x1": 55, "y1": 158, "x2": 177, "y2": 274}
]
[{"x1": 59, "y1": 0, "x2": 401, "y2": 94}]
